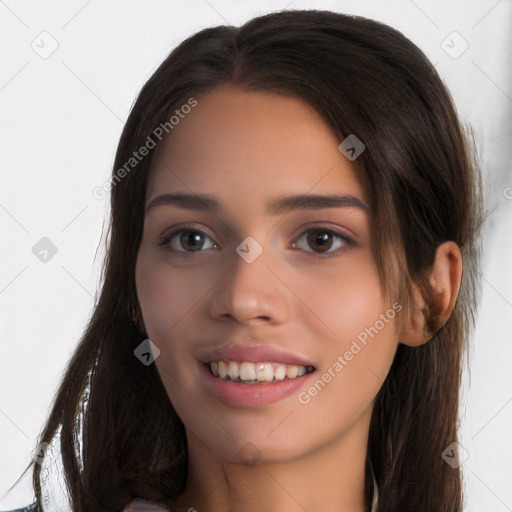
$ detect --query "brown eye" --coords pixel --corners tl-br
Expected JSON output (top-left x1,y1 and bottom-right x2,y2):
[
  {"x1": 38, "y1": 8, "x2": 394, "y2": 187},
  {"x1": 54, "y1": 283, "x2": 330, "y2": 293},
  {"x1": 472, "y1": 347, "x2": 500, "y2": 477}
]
[
  {"x1": 306, "y1": 230, "x2": 335, "y2": 253},
  {"x1": 291, "y1": 227, "x2": 355, "y2": 256}
]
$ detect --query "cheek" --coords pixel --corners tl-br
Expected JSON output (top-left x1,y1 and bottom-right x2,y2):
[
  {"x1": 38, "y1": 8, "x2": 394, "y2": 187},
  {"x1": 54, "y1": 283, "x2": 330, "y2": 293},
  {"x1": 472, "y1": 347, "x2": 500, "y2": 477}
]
[
  {"x1": 288, "y1": 252, "x2": 400, "y2": 421},
  {"x1": 288, "y1": 250, "x2": 390, "y2": 344},
  {"x1": 301, "y1": 316, "x2": 399, "y2": 410},
  {"x1": 135, "y1": 255, "x2": 209, "y2": 339}
]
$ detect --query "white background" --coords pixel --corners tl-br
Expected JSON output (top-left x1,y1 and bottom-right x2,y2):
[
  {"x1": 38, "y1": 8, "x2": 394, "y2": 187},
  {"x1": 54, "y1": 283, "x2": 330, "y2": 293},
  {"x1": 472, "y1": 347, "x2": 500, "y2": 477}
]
[{"x1": 0, "y1": 0, "x2": 511, "y2": 510}]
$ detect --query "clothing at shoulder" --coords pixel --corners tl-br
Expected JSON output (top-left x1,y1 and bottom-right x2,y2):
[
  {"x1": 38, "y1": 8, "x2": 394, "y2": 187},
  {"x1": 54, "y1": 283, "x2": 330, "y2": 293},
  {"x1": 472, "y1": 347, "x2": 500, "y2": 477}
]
[
  {"x1": 1, "y1": 503, "x2": 40, "y2": 512},
  {"x1": 123, "y1": 498, "x2": 170, "y2": 511},
  {"x1": 2, "y1": 498, "x2": 170, "y2": 512}
]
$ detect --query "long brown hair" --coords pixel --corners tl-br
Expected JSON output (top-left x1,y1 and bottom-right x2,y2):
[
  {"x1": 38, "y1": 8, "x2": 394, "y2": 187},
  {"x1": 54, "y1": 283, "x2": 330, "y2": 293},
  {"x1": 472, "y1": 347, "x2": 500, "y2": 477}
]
[{"x1": 8, "y1": 9, "x2": 483, "y2": 511}]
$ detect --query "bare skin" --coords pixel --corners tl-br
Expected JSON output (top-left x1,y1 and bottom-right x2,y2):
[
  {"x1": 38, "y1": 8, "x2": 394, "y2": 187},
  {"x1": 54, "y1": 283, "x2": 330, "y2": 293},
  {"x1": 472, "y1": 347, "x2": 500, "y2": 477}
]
[{"x1": 134, "y1": 87, "x2": 462, "y2": 512}]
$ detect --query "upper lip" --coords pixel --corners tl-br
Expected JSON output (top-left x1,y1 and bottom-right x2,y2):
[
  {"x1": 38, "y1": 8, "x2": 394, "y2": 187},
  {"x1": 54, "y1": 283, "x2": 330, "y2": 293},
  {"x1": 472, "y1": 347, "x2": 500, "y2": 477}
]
[{"x1": 200, "y1": 343, "x2": 315, "y2": 368}]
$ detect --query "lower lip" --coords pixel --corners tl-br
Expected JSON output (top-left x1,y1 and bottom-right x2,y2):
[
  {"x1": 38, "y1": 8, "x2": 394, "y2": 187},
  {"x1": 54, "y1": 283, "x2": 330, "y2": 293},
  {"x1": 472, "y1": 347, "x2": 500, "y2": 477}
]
[{"x1": 199, "y1": 362, "x2": 316, "y2": 408}]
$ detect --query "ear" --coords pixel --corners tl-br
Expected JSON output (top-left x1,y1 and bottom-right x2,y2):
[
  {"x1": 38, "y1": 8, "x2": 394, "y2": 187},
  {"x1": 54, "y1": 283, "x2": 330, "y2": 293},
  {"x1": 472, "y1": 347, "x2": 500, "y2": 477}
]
[{"x1": 400, "y1": 241, "x2": 462, "y2": 346}]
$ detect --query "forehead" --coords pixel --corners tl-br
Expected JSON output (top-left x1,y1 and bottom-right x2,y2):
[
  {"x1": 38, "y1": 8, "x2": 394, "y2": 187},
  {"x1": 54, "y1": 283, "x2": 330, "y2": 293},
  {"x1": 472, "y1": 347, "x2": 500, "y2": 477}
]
[{"x1": 146, "y1": 87, "x2": 363, "y2": 209}]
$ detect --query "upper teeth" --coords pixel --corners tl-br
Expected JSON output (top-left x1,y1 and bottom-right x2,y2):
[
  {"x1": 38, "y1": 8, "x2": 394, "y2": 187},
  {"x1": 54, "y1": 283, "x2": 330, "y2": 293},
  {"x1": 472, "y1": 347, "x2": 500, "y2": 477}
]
[{"x1": 209, "y1": 360, "x2": 313, "y2": 383}]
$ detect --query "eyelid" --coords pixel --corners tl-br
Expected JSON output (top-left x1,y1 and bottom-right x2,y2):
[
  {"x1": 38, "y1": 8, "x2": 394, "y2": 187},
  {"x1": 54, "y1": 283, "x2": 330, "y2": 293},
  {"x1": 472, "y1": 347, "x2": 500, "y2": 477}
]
[{"x1": 289, "y1": 221, "x2": 358, "y2": 245}]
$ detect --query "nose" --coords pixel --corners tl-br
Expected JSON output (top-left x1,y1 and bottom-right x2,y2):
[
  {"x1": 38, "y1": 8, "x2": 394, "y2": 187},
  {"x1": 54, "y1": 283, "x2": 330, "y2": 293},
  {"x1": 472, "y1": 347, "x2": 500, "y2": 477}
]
[{"x1": 209, "y1": 244, "x2": 290, "y2": 325}]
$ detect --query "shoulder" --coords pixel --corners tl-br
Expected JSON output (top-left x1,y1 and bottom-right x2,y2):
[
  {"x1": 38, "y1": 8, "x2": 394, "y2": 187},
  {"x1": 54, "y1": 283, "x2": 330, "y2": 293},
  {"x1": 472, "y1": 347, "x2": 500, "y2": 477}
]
[
  {"x1": 1, "y1": 503, "x2": 40, "y2": 512},
  {"x1": 2, "y1": 498, "x2": 171, "y2": 512},
  {"x1": 123, "y1": 498, "x2": 170, "y2": 511}
]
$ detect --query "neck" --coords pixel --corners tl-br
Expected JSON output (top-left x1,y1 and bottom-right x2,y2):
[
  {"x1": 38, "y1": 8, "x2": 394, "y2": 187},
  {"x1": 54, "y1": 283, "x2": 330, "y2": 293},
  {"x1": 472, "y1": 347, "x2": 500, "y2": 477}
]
[{"x1": 175, "y1": 408, "x2": 372, "y2": 512}]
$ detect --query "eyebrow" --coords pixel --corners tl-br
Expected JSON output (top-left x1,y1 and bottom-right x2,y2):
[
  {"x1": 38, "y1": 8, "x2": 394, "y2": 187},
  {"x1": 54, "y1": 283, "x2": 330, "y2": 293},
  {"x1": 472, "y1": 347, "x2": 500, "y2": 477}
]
[{"x1": 145, "y1": 192, "x2": 369, "y2": 215}]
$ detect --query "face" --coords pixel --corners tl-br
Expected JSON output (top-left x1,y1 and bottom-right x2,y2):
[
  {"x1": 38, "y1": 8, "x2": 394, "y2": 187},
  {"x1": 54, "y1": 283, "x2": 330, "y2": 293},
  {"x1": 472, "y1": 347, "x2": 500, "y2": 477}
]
[{"x1": 135, "y1": 87, "x2": 401, "y2": 464}]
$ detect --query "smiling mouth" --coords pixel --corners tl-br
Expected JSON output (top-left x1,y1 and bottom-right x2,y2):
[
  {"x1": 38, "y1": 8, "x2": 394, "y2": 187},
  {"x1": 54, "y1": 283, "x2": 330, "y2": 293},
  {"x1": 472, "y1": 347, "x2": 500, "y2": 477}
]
[{"x1": 206, "y1": 360, "x2": 315, "y2": 384}]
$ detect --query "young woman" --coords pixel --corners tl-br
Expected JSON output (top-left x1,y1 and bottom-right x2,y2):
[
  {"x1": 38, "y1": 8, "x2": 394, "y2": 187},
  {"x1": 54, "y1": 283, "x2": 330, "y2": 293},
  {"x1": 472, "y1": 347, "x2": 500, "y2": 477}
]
[{"x1": 5, "y1": 8, "x2": 483, "y2": 512}]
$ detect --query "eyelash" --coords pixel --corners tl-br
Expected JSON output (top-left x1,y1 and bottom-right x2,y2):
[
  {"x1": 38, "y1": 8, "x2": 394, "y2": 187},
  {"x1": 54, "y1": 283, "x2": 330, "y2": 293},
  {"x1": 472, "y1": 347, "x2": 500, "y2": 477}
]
[{"x1": 156, "y1": 224, "x2": 357, "y2": 259}]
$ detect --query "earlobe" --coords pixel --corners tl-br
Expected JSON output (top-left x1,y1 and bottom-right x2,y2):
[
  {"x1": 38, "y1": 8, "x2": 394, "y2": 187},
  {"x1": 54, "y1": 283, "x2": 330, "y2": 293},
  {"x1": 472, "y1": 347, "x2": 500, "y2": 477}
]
[{"x1": 400, "y1": 241, "x2": 462, "y2": 346}]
